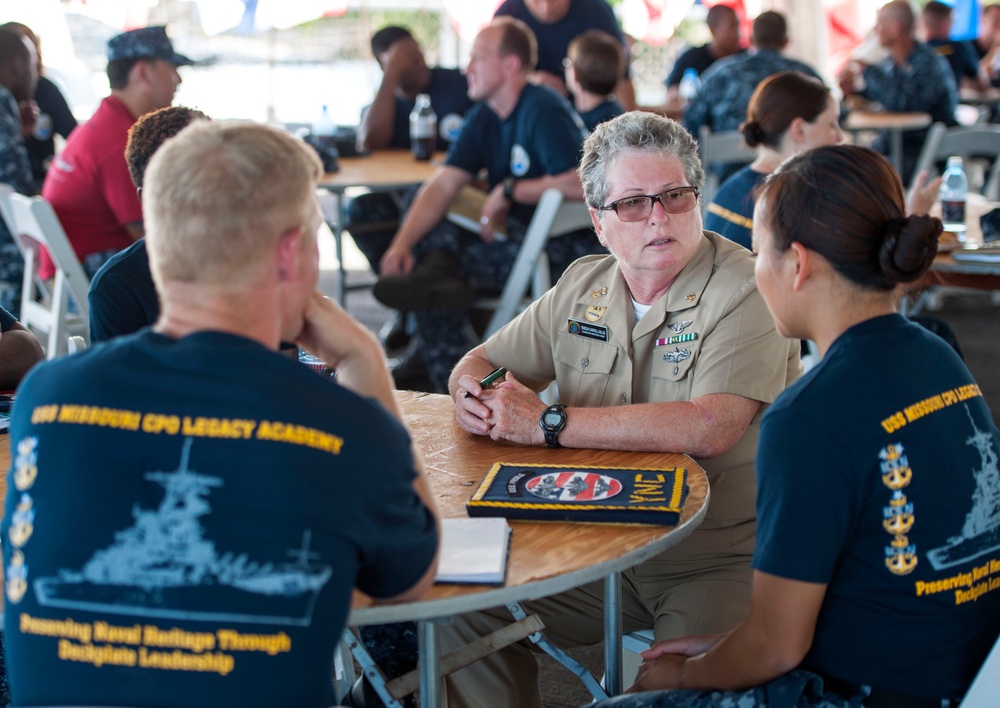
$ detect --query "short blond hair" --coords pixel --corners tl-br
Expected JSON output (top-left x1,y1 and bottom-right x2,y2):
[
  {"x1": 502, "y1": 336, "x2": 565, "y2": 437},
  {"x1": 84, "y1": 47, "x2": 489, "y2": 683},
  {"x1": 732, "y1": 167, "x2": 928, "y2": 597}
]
[{"x1": 143, "y1": 121, "x2": 322, "y2": 289}]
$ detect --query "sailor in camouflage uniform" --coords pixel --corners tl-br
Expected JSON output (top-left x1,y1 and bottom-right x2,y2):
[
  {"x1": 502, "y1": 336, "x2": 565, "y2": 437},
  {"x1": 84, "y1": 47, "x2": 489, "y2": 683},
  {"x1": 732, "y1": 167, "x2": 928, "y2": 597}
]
[
  {"x1": 683, "y1": 12, "x2": 822, "y2": 138},
  {"x1": 0, "y1": 29, "x2": 39, "y2": 316}
]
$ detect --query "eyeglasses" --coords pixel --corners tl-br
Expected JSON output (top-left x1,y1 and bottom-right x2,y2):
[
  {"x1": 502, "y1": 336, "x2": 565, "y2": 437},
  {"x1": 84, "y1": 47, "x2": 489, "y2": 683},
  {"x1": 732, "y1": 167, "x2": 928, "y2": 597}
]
[{"x1": 597, "y1": 187, "x2": 700, "y2": 222}]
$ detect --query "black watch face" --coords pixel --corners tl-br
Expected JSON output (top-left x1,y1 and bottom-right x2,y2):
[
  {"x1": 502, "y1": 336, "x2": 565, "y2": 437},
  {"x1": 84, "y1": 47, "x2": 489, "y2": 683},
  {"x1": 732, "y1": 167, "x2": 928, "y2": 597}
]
[{"x1": 543, "y1": 410, "x2": 562, "y2": 426}]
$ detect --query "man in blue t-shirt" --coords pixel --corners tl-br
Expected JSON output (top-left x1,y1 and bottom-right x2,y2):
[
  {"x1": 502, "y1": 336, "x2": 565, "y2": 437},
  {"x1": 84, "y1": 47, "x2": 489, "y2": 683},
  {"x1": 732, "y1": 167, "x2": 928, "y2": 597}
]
[
  {"x1": 358, "y1": 26, "x2": 472, "y2": 153},
  {"x1": 922, "y1": 1, "x2": 984, "y2": 90},
  {"x1": 372, "y1": 17, "x2": 602, "y2": 392},
  {"x1": 2, "y1": 121, "x2": 439, "y2": 708},
  {"x1": 495, "y1": 0, "x2": 634, "y2": 109},
  {"x1": 350, "y1": 26, "x2": 474, "y2": 289}
]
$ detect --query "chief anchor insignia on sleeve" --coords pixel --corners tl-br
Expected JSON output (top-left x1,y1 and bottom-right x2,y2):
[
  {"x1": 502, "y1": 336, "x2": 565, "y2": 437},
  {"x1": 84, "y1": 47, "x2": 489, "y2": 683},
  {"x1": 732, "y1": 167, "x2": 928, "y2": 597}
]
[{"x1": 6, "y1": 436, "x2": 40, "y2": 605}]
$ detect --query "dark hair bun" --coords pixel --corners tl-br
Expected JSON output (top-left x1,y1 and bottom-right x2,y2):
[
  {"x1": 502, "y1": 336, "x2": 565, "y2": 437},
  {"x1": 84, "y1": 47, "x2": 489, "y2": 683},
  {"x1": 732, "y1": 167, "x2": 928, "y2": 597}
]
[
  {"x1": 741, "y1": 120, "x2": 765, "y2": 147},
  {"x1": 878, "y1": 215, "x2": 942, "y2": 283}
]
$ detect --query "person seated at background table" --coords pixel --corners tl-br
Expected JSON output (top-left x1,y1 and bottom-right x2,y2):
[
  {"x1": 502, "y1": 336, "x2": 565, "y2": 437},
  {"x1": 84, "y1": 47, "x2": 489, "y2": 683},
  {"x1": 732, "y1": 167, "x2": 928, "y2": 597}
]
[
  {"x1": 358, "y1": 25, "x2": 472, "y2": 154},
  {"x1": 704, "y1": 71, "x2": 842, "y2": 250},
  {"x1": 88, "y1": 105, "x2": 208, "y2": 343},
  {"x1": 437, "y1": 111, "x2": 800, "y2": 707},
  {"x1": 1, "y1": 121, "x2": 440, "y2": 707},
  {"x1": 0, "y1": 27, "x2": 40, "y2": 317},
  {"x1": 41, "y1": 26, "x2": 192, "y2": 279},
  {"x1": 351, "y1": 25, "x2": 475, "y2": 353},
  {"x1": 921, "y1": 1, "x2": 984, "y2": 91},
  {"x1": 495, "y1": 0, "x2": 635, "y2": 109},
  {"x1": 0, "y1": 304, "x2": 42, "y2": 388},
  {"x1": 664, "y1": 4, "x2": 744, "y2": 105},
  {"x1": 594, "y1": 143, "x2": 1000, "y2": 708},
  {"x1": 683, "y1": 11, "x2": 821, "y2": 140},
  {"x1": 838, "y1": 1, "x2": 956, "y2": 184},
  {"x1": 373, "y1": 17, "x2": 602, "y2": 393},
  {"x1": 0, "y1": 22, "x2": 77, "y2": 187},
  {"x1": 565, "y1": 29, "x2": 625, "y2": 132}
]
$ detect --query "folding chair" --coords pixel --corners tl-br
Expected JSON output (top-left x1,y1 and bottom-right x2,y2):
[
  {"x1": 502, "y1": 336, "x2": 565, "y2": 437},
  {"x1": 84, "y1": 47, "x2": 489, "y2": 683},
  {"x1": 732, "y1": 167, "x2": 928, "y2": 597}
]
[
  {"x1": 697, "y1": 126, "x2": 756, "y2": 215},
  {"x1": 1, "y1": 193, "x2": 90, "y2": 358},
  {"x1": 910, "y1": 122, "x2": 1000, "y2": 197},
  {"x1": 474, "y1": 188, "x2": 593, "y2": 341}
]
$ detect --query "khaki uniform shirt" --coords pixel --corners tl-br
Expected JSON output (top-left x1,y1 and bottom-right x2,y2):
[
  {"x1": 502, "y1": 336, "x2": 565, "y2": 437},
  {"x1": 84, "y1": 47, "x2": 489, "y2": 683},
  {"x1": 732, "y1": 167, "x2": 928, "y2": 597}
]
[{"x1": 485, "y1": 231, "x2": 801, "y2": 566}]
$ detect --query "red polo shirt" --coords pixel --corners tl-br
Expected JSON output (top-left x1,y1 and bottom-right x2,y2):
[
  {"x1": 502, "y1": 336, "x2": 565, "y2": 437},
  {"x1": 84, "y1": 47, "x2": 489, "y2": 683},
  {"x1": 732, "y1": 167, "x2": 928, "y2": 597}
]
[{"x1": 41, "y1": 94, "x2": 142, "y2": 277}]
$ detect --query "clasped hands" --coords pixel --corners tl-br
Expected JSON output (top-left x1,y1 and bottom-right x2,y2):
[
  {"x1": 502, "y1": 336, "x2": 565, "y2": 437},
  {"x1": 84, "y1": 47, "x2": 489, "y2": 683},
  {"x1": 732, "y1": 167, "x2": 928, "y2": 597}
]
[{"x1": 455, "y1": 371, "x2": 545, "y2": 445}]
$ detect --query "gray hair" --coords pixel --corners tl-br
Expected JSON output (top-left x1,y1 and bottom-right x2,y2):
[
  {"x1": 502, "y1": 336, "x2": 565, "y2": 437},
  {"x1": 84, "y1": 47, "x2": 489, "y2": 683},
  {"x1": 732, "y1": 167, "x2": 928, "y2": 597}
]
[{"x1": 578, "y1": 112, "x2": 704, "y2": 209}]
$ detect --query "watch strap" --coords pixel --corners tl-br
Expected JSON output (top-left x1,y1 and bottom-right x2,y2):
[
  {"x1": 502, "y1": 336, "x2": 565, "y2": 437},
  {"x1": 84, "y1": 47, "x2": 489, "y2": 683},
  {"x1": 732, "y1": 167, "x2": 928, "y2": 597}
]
[
  {"x1": 540, "y1": 403, "x2": 566, "y2": 448},
  {"x1": 503, "y1": 176, "x2": 517, "y2": 203}
]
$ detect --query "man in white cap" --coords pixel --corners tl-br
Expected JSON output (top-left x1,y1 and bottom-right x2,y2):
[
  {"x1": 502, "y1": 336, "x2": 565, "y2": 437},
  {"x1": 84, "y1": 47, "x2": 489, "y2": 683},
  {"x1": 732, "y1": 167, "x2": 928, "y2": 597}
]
[{"x1": 41, "y1": 26, "x2": 192, "y2": 278}]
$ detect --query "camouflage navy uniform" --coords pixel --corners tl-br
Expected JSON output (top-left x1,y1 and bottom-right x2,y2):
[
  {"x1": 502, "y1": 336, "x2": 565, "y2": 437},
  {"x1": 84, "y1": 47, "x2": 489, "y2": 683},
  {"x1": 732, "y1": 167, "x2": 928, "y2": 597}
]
[
  {"x1": 857, "y1": 42, "x2": 957, "y2": 182},
  {"x1": 592, "y1": 670, "x2": 860, "y2": 708},
  {"x1": 0, "y1": 84, "x2": 35, "y2": 316},
  {"x1": 682, "y1": 49, "x2": 822, "y2": 137}
]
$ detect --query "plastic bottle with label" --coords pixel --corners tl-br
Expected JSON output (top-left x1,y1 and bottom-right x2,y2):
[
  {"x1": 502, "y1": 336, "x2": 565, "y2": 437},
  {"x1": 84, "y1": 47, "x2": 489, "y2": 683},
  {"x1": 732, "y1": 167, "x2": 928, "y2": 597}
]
[
  {"x1": 409, "y1": 94, "x2": 437, "y2": 161},
  {"x1": 939, "y1": 155, "x2": 969, "y2": 241},
  {"x1": 678, "y1": 68, "x2": 701, "y2": 102}
]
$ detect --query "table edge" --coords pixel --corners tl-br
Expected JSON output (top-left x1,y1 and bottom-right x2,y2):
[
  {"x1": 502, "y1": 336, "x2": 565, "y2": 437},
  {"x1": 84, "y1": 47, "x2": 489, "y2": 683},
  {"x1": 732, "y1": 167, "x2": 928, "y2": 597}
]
[{"x1": 347, "y1": 487, "x2": 710, "y2": 626}]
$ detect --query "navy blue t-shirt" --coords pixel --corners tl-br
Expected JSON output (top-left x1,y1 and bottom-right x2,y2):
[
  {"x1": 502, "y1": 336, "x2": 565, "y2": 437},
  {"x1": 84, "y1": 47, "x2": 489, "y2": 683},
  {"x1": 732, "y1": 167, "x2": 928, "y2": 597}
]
[
  {"x1": 2, "y1": 330, "x2": 437, "y2": 707},
  {"x1": 88, "y1": 238, "x2": 158, "y2": 344},
  {"x1": 703, "y1": 165, "x2": 765, "y2": 250},
  {"x1": 387, "y1": 67, "x2": 473, "y2": 151},
  {"x1": 754, "y1": 314, "x2": 1000, "y2": 699},
  {"x1": 928, "y1": 38, "x2": 981, "y2": 84},
  {"x1": 446, "y1": 84, "x2": 587, "y2": 223},
  {"x1": 495, "y1": 0, "x2": 629, "y2": 79},
  {"x1": 577, "y1": 99, "x2": 623, "y2": 132}
]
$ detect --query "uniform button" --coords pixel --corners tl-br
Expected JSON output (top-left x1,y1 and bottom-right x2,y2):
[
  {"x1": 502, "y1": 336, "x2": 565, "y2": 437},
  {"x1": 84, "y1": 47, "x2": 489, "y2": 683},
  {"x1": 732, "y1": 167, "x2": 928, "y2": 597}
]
[
  {"x1": 672, "y1": 366, "x2": 679, "y2": 375},
  {"x1": 620, "y1": 393, "x2": 627, "y2": 403},
  {"x1": 581, "y1": 357, "x2": 589, "y2": 368}
]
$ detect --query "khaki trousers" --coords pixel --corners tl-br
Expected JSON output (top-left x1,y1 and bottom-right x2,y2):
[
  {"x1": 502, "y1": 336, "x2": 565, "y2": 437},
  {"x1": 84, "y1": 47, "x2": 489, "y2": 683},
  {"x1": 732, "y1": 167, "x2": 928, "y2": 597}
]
[{"x1": 436, "y1": 554, "x2": 753, "y2": 708}]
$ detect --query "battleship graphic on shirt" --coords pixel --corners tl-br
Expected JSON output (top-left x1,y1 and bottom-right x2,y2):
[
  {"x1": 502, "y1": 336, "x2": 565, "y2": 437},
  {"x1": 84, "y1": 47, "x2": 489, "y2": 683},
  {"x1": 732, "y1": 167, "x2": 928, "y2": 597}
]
[
  {"x1": 31, "y1": 437, "x2": 333, "y2": 626},
  {"x1": 927, "y1": 406, "x2": 1000, "y2": 571}
]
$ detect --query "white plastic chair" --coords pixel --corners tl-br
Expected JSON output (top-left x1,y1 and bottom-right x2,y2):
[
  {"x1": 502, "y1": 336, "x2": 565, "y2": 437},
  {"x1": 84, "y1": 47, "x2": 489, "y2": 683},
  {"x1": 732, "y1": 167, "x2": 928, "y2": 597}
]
[
  {"x1": 2, "y1": 192, "x2": 90, "y2": 358},
  {"x1": 475, "y1": 188, "x2": 593, "y2": 341},
  {"x1": 698, "y1": 126, "x2": 757, "y2": 214}
]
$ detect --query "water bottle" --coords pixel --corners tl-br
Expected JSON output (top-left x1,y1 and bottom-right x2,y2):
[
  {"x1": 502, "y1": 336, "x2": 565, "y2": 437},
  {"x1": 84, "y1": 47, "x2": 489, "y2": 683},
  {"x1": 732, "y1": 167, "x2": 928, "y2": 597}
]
[
  {"x1": 409, "y1": 94, "x2": 437, "y2": 161},
  {"x1": 939, "y1": 156, "x2": 968, "y2": 241},
  {"x1": 678, "y1": 68, "x2": 701, "y2": 102}
]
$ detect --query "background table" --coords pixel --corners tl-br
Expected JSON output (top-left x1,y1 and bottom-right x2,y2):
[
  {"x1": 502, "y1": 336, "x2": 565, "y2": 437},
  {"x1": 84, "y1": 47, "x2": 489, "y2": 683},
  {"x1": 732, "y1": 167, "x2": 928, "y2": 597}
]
[
  {"x1": 906, "y1": 194, "x2": 1000, "y2": 314},
  {"x1": 319, "y1": 151, "x2": 442, "y2": 305},
  {"x1": 843, "y1": 109, "x2": 932, "y2": 176},
  {"x1": 350, "y1": 391, "x2": 709, "y2": 705}
]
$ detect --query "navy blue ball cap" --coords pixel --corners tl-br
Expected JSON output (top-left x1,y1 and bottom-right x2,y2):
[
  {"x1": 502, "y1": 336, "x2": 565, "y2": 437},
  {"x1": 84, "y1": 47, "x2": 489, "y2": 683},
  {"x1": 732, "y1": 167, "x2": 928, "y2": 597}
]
[{"x1": 107, "y1": 26, "x2": 193, "y2": 66}]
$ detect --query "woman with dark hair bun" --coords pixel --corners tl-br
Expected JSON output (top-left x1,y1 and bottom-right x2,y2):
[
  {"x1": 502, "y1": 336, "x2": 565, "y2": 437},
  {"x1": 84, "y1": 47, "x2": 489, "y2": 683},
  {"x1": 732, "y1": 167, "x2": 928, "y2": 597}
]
[
  {"x1": 595, "y1": 145, "x2": 1000, "y2": 707},
  {"x1": 703, "y1": 71, "x2": 840, "y2": 249}
]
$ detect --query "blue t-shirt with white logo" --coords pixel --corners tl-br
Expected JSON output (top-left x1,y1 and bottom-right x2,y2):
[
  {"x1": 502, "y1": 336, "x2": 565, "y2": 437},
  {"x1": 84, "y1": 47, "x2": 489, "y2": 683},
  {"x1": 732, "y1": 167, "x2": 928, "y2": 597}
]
[
  {"x1": 446, "y1": 84, "x2": 587, "y2": 222},
  {"x1": 388, "y1": 67, "x2": 472, "y2": 151}
]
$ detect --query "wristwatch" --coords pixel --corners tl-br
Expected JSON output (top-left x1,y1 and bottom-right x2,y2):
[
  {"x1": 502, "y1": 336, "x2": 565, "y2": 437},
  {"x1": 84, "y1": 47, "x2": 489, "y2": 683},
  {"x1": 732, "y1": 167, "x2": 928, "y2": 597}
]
[
  {"x1": 540, "y1": 404, "x2": 567, "y2": 448},
  {"x1": 502, "y1": 176, "x2": 517, "y2": 203}
]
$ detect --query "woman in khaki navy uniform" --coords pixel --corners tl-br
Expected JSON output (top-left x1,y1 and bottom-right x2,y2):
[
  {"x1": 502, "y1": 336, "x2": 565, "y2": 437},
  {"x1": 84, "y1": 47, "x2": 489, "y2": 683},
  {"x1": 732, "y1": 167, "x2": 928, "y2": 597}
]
[{"x1": 439, "y1": 112, "x2": 800, "y2": 708}]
